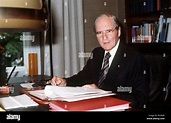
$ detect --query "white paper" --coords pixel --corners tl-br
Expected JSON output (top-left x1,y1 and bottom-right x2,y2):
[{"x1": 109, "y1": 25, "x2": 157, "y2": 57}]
[
  {"x1": 20, "y1": 83, "x2": 34, "y2": 89},
  {"x1": 0, "y1": 94, "x2": 39, "y2": 110},
  {"x1": 28, "y1": 85, "x2": 115, "y2": 102}
]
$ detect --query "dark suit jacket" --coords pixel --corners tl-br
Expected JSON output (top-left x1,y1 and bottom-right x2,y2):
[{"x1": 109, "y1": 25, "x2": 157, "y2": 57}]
[{"x1": 66, "y1": 41, "x2": 150, "y2": 109}]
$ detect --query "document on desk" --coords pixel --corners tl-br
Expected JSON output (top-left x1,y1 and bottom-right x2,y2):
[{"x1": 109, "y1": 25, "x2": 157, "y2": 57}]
[
  {"x1": 28, "y1": 85, "x2": 115, "y2": 102},
  {"x1": 0, "y1": 94, "x2": 39, "y2": 110}
]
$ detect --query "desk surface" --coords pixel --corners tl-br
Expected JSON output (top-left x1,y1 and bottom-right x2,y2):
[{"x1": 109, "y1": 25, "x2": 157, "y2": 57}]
[
  {"x1": 9, "y1": 75, "x2": 51, "y2": 84},
  {"x1": 7, "y1": 104, "x2": 50, "y2": 111}
]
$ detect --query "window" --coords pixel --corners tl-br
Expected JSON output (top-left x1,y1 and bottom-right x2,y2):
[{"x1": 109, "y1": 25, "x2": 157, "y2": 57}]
[
  {"x1": 0, "y1": 32, "x2": 23, "y2": 66},
  {"x1": 0, "y1": 32, "x2": 41, "y2": 78}
]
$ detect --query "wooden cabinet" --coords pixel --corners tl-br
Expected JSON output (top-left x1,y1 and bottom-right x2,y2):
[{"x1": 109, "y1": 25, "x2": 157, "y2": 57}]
[{"x1": 125, "y1": 0, "x2": 171, "y2": 54}]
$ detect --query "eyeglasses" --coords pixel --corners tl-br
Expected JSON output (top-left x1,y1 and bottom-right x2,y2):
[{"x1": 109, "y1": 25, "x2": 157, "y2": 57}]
[{"x1": 96, "y1": 28, "x2": 117, "y2": 37}]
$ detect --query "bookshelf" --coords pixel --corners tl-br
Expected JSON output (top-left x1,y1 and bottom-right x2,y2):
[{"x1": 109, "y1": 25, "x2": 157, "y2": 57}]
[
  {"x1": 124, "y1": 1, "x2": 171, "y2": 108},
  {"x1": 125, "y1": 0, "x2": 171, "y2": 54}
]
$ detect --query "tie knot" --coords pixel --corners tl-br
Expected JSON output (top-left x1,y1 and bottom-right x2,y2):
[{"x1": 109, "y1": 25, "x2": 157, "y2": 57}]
[{"x1": 105, "y1": 52, "x2": 111, "y2": 59}]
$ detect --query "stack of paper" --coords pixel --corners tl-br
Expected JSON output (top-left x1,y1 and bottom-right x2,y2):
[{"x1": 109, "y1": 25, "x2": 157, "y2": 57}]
[{"x1": 28, "y1": 85, "x2": 115, "y2": 102}]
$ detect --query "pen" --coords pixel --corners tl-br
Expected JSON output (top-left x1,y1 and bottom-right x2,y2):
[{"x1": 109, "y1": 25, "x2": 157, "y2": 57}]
[
  {"x1": 0, "y1": 66, "x2": 16, "y2": 94},
  {"x1": 45, "y1": 80, "x2": 52, "y2": 85},
  {"x1": 6, "y1": 66, "x2": 16, "y2": 84}
]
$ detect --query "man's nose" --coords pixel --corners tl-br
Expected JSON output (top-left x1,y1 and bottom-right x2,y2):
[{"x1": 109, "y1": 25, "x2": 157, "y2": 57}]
[{"x1": 102, "y1": 32, "x2": 107, "y2": 39}]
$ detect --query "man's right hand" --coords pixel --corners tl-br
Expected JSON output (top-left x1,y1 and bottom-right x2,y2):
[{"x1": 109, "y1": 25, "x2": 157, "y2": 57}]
[{"x1": 50, "y1": 76, "x2": 67, "y2": 86}]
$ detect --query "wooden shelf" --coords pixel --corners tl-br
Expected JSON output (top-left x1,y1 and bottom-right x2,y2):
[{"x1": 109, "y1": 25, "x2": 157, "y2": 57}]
[
  {"x1": 125, "y1": 0, "x2": 171, "y2": 54},
  {"x1": 128, "y1": 43, "x2": 171, "y2": 55}
]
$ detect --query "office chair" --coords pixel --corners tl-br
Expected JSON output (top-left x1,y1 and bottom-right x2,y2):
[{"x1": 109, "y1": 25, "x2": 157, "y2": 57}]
[{"x1": 144, "y1": 54, "x2": 170, "y2": 111}]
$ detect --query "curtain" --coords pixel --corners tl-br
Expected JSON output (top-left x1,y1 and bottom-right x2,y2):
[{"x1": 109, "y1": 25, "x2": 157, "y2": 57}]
[{"x1": 51, "y1": 0, "x2": 84, "y2": 77}]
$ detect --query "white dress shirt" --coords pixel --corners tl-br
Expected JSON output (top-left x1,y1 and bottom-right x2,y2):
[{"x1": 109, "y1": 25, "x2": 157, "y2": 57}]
[{"x1": 102, "y1": 39, "x2": 120, "y2": 68}]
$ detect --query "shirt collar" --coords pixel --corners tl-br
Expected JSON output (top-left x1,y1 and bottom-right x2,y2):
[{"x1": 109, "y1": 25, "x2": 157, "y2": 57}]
[{"x1": 105, "y1": 39, "x2": 120, "y2": 55}]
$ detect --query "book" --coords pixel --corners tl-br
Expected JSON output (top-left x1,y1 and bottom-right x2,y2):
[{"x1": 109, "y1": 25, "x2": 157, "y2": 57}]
[
  {"x1": 28, "y1": 85, "x2": 115, "y2": 102},
  {"x1": 159, "y1": 18, "x2": 168, "y2": 42},
  {"x1": 131, "y1": 26, "x2": 139, "y2": 43},
  {"x1": 49, "y1": 96, "x2": 131, "y2": 111},
  {"x1": 156, "y1": 15, "x2": 164, "y2": 42},
  {"x1": 0, "y1": 94, "x2": 39, "y2": 110},
  {"x1": 166, "y1": 18, "x2": 171, "y2": 42}
]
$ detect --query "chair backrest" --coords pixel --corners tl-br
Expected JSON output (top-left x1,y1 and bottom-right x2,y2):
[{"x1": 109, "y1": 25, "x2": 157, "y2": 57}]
[{"x1": 144, "y1": 54, "x2": 170, "y2": 110}]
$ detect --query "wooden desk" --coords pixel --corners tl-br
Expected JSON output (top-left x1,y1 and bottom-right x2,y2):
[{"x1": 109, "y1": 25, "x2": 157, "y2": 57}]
[{"x1": 7, "y1": 104, "x2": 50, "y2": 111}]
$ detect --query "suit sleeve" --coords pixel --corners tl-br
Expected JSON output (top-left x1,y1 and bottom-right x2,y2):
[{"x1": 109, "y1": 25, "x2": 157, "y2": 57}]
[{"x1": 65, "y1": 47, "x2": 103, "y2": 86}]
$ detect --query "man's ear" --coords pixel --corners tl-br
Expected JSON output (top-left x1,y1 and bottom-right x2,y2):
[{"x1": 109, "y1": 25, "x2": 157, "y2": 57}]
[{"x1": 117, "y1": 27, "x2": 121, "y2": 37}]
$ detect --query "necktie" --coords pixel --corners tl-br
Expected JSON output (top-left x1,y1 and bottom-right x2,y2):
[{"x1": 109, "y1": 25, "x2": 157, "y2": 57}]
[{"x1": 98, "y1": 52, "x2": 111, "y2": 88}]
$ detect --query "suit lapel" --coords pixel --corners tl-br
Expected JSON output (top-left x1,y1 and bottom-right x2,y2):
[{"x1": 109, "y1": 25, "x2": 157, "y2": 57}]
[
  {"x1": 93, "y1": 47, "x2": 105, "y2": 79},
  {"x1": 106, "y1": 42, "x2": 126, "y2": 81}
]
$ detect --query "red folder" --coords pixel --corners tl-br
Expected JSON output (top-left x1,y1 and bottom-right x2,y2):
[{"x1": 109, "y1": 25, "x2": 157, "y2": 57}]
[{"x1": 49, "y1": 96, "x2": 131, "y2": 112}]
